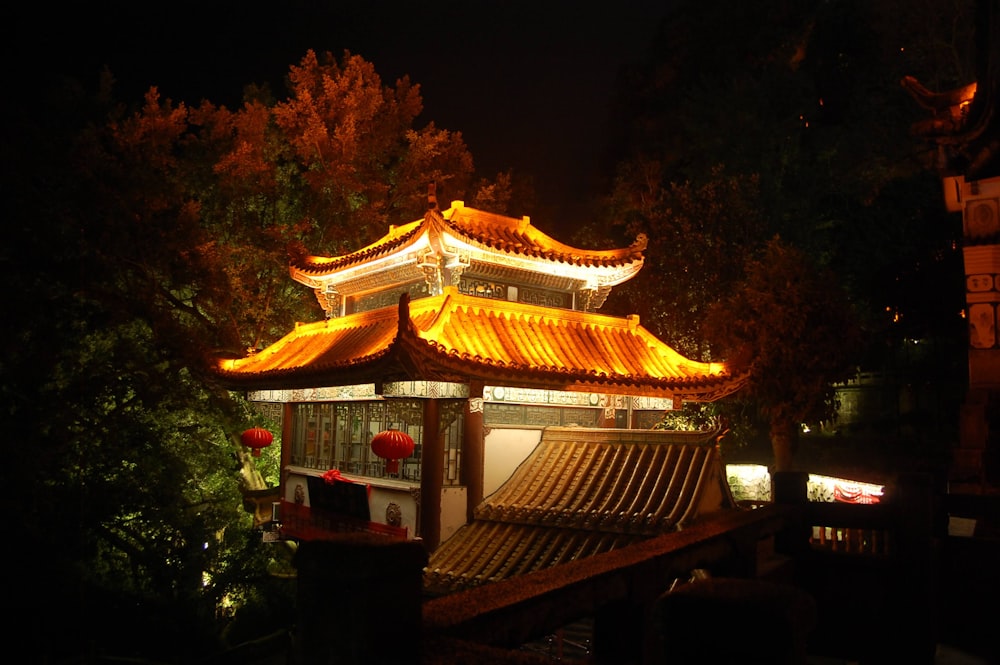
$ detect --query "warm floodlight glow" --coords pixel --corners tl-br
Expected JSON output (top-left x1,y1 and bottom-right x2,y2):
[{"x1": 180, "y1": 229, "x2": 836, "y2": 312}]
[
  {"x1": 726, "y1": 464, "x2": 772, "y2": 503},
  {"x1": 726, "y1": 465, "x2": 885, "y2": 505},
  {"x1": 808, "y1": 473, "x2": 883, "y2": 504}
]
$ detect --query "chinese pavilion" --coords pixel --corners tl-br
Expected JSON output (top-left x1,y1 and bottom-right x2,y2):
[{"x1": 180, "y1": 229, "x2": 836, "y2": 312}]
[{"x1": 215, "y1": 199, "x2": 746, "y2": 555}]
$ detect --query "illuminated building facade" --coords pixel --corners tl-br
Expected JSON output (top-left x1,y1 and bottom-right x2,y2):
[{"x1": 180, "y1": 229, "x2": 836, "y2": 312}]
[{"x1": 216, "y1": 200, "x2": 746, "y2": 552}]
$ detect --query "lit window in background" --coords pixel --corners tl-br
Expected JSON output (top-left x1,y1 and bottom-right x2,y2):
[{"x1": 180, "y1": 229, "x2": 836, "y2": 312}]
[{"x1": 726, "y1": 464, "x2": 884, "y2": 505}]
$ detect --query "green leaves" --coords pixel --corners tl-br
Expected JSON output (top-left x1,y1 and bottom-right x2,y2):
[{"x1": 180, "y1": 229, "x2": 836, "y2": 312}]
[
  {"x1": 705, "y1": 237, "x2": 863, "y2": 469},
  {"x1": 603, "y1": 163, "x2": 766, "y2": 359},
  {"x1": 593, "y1": 0, "x2": 973, "y2": 468},
  {"x1": 8, "y1": 48, "x2": 471, "y2": 660}
]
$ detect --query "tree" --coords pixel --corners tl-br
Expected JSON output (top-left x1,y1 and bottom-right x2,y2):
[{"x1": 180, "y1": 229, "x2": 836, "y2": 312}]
[
  {"x1": 590, "y1": 0, "x2": 973, "y2": 457},
  {"x1": 3, "y1": 88, "x2": 260, "y2": 662},
  {"x1": 705, "y1": 237, "x2": 863, "y2": 470},
  {"x1": 599, "y1": 162, "x2": 767, "y2": 359},
  {"x1": 271, "y1": 50, "x2": 475, "y2": 254},
  {"x1": 3, "y1": 49, "x2": 478, "y2": 662}
]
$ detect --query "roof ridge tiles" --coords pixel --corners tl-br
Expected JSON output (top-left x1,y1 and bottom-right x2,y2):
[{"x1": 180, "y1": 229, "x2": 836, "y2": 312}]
[
  {"x1": 217, "y1": 290, "x2": 746, "y2": 399},
  {"x1": 469, "y1": 432, "x2": 730, "y2": 534},
  {"x1": 291, "y1": 203, "x2": 646, "y2": 285}
]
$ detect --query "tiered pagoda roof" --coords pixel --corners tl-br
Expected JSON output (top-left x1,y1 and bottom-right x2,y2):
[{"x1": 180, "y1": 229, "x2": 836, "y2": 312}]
[
  {"x1": 214, "y1": 287, "x2": 745, "y2": 402},
  {"x1": 423, "y1": 426, "x2": 735, "y2": 595},
  {"x1": 289, "y1": 201, "x2": 648, "y2": 316}
]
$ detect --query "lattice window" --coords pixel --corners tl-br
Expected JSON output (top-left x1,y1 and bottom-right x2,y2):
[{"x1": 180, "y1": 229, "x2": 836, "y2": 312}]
[
  {"x1": 458, "y1": 277, "x2": 509, "y2": 300},
  {"x1": 351, "y1": 282, "x2": 430, "y2": 314},
  {"x1": 442, "y1": 410, "x2": 464, "y2": 486},
  {"x1": 290, "y1": 400, "x2": 424, "y2": 480},
  {"x1": 252, "y1": 402, "x2": 283, "y2": 429}
]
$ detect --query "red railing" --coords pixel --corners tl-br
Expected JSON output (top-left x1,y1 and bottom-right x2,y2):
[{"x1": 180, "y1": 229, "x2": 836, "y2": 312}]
[{"x1": 278, "y1": 499, "x2": 408, "y2": 541}]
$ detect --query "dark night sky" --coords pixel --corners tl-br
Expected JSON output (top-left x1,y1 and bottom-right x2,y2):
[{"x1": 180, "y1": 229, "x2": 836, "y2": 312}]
[{"x1": 21, "y1": 1, "x2": 672, "y2": 231}]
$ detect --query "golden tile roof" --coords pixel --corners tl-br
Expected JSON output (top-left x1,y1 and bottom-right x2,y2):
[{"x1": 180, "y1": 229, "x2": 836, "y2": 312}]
[
  {"x1": 287, "y1": 203, "x2": 647, "y2": 311},
  {"x1": 214, "y1": 288, "x2": 746, "y2": 401},
  {"x1": 424, "y1": 427, "x2": 736, "y2": 594},
  {"x1": 291, "y1": 201, "x2": 647, "y2": 276}
]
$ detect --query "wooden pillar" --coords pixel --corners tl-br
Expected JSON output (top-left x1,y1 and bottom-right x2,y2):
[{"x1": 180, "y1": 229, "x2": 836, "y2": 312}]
[
  {"x1": 281, "y1": 402, "x2": 295, "y2": 486},
  {"x1": 462, "y1": 381, "x2": 485, "y2": 522},
  {"x1": 421, "y1": 398, "x2": 443, "y2": 550},
  {"x1": 772, "y1": 470, "x2": 808, "y2": 505},
  {"x1": 772, "y1": 471, "x2": 810, "y2": 560},
  {"x1": 890, "y1": 473, "x2": 937, "y2": 663}
]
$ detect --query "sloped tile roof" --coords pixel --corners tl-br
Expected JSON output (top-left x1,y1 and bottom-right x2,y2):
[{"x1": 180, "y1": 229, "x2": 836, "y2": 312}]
[
  {"x1": 214, "y1": 288, "x2": 746, "y2": 401},
  {"x1": 216, "y1": 305, "x2": 401, "y2": 386},
  {"x1": 442, "y1": 204, "x2": 647, "y2": 267},
  {"x1": 290, "y1": 202, "x2": 647, "y2": 277},
  {"x1": 289, "y1": 219, "x2": 424, "y2": 276},
  {"x1": 423, "y1": 427, "x2": 736, "y2": 595},
  {"x1": 424, "y1": 522, "x2": 647, "y2": 595}
]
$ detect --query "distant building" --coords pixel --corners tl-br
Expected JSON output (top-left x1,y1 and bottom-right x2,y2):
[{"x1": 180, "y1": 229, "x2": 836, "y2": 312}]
[{"x1": 903, "y1": 1, "x2": 1000, "y2": 488}]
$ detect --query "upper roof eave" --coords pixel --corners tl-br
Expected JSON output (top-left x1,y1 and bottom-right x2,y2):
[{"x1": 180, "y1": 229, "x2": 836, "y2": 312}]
[{"x1": 288, "y1": 202, "x2": 646, "y2": 279}]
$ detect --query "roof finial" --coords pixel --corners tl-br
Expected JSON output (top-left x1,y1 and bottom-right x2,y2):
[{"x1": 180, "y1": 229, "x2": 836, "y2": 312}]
[{"x1": 427, "y1": 181, "x2": 438, "y2": 211}]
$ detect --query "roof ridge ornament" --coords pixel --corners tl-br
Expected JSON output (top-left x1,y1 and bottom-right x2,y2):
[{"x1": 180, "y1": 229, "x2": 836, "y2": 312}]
[{"x1": 397, "y1": 291, "x2": 411, "y2": 321}]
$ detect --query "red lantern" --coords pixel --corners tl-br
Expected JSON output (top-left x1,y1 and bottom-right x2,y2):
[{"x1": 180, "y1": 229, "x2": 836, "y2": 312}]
[
  {"x1": 370, "y1": 428, "x2": 415, "y2": 475},
  {"x1": 241, "y1": 427, "x2": 274, "y2": 457}
]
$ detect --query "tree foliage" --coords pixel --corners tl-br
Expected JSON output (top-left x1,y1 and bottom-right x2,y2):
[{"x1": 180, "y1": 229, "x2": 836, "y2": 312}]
[
  {"x1": 705, "y1": 237, "x2": 863, "y2": 470},
  {"x1": 272, "y1": 50, "x2": 475, "y2": 252},
  {"x1": 4, "y1": 85, "x2": 293, "y2": 661},
  {"x1": 600, "y1": 162, "x2": 767, "y2": 358},
  {"x1": 590, "y1": 0, "x2": 972, "y2": 466},
  {"x1": 5, "y1": 49, "x2": 476, "y2": 662}
]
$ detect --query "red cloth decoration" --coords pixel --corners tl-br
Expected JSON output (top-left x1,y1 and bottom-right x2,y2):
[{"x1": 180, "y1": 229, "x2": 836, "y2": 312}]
[
  {"x1": 833, "y1": 483, "x2": 881, "y2": 504},
  {"x1": 321, "y1": 468, "x2": 370, "y2": 499}
]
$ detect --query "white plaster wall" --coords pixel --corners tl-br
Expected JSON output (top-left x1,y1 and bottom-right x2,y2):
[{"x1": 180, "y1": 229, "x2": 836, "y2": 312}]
[
  {"x1": 483, "y1": 428, "x2": 543, "y2": 498},
  {"x1": 439, "y1": 486, "x2": 468, "y2": 545},
  {"x1": 284, "y1": 470, "x2": 310, "y2": 505},
  {"x1": 368, "y1": 485, "x2": 418, "y2": 536},
  {"x1": 285, "y1": 468, "x2": 419, "y2": 538}
]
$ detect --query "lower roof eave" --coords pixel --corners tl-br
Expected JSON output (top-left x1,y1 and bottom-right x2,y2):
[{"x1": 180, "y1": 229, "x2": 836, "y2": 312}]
[{"x1": 214, "y1": 369, "x2": 742, "y2": 403}]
